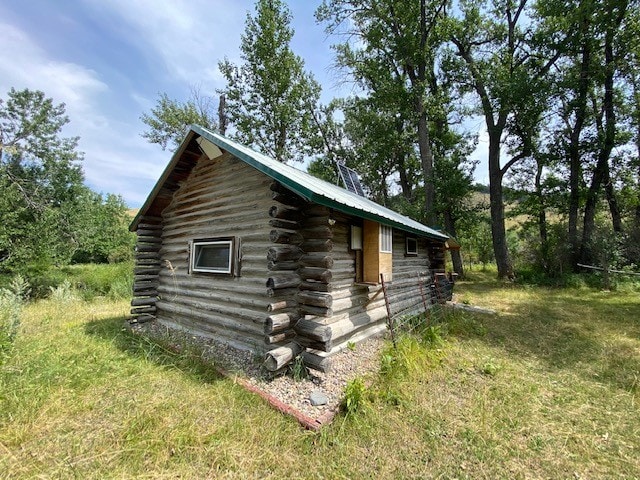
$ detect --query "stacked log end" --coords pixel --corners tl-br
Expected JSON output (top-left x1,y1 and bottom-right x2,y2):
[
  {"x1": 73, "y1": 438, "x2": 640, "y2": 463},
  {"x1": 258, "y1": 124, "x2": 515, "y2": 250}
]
[
  {"x1": 130, "y1": 216, "x2": 162, "y2": 324},
  {"x1": 264, "y1": 183, "x2": 337, "y2": 371},
  {"x1": 264, "y1": 182, "x2": 305, "y2": 368}
]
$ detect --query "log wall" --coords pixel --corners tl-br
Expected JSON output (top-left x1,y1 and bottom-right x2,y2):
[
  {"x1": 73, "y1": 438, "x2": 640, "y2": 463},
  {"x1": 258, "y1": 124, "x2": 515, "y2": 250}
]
[
  {"x1": 130, "y1": 216, "x2": 162, "y2": 324},
  {"x1": 154, "y1": 152, "x2": 274, "y2": 352}
]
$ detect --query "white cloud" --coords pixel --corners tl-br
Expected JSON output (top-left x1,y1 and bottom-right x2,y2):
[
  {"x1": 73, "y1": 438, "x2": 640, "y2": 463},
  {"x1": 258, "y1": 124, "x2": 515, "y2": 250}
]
[{"x1": 81, "y1": 0, "x2": 248, "y2": 89}]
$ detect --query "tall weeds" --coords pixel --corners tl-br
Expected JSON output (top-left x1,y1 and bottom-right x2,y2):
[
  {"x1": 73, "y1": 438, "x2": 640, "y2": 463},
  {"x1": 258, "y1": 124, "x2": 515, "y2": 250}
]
[{"x1": 0, "y1": 275, "x2": 29, "y2": 363}]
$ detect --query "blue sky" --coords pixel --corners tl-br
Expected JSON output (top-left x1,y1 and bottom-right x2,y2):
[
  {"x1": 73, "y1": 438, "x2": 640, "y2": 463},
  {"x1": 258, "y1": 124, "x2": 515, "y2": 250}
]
[{"x1": 0, "y1": 1, "x2": 487, "y2": 208}]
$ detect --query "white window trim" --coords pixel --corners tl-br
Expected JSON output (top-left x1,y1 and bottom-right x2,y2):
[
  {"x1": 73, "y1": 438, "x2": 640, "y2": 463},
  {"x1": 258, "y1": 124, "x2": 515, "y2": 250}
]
[
  {"x1": 380, "y1": 225, "x2": 393, "y2": 253},
  {"x1": 191, "y1": 239, "x2": 234, "y2": 274}
]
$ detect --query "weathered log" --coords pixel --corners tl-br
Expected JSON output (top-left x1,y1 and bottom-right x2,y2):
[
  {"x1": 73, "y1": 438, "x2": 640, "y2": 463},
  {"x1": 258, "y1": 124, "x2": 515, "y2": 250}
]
[
  {"x1": 137, "y1": 236, "x2": 162, "y2": 244},
  {"x1": 264, "y1": 342, "x2": 303, "y2": 371},
  {"x1": 268, "y1": 218, "x2": 300, "y2": 230},
  {"x1": 300, "y1": 239, "x2": 333, "y2": 252},
  {"x1": 135, "y1": 244, "x2": 161, "y2": 253},
  {"x1": 299, "y1": 305, "x2": 333, "y2": 317},
  {"x1": 270, "y1": 181, "x2": 294, "y2": 195},
  {"x1": 131, "y1": 306, "x2": 156, "y2": 315},
  {"x1": 267, "y1": 260, "x2": 298, "y2": 271},
  {"x1": 137, "y1": 229, "x2": 162, "y2": 236},
  {"x1": 265, "y1": 312, "x2": 301, "y2": 334},
  {"x1": 267, "y1": 299, "x2": 298, "y2": 312},
  {"x1": 134, "y1": 274, "x2": 160, "y2": 282},
  {"x1": 266, "y1": 274, "x2": 301, "y2": 290},
  {"x1": 139, "y1": 215, "x2": 162, "y2": 223},
  {"x1": 136, "y1": 258, "x2": 161, "y2": 266},
  {"x1": 302, "y1": 351, "x2": 331, "y2": 373},
  {"x1": 130, "y1": 313, "x2": 156, "y2": 324},
  {"x1": 300, "y1": 281, "x2": 333, "y2": 293},
  {"x1": 137, "y1": 223, "x2": 162, "y2": 230},
  {"x1": 298, "y1": 267, "x2": 332, "y2": 283},
  {"x1": 297, "y1": 291, "x2": 333, "y2": 308},
  {"x1": 303, "y1": 204, "x2": 331, "y2": 216},
  {"x1": 134, "y1": 267, "x2": 161, "y2": 275},
  {"x1": 272, "y1": 191, "x2": 305, "y2": 206},
  {"x1": 266, "y1": 287, "x2": 298, "y2": 298},
  {"x1": 267, "y1": 246, "x2": 303, "y2": 262},
  {"x1": 133, "y1": 281, "x2": 158, "y2": 290},
  {"x1": 135, "y1": 252, "x2": 161, "y2": 260},
  {"x1": 296, "y1": 337, "x2": 331, "y2": 351},
  {"x1": 265, "y1": 331, "x2": 296, "y2": 345},
  {"x1": 132, "y1": 289, "x2": 158, "y2": 297},
  {"x1": 131, "y1": 297, "x2": 158, "y2": 307},
  {"x1": 299, "y1": 253, "x2": 334, "y2": 269},
  {"x1": 299, "y1": 226, "x2": 333, "y2": 239},
  {"x1": 295, "y1": 319, "x2": 331, "y2": 342},
  {"x1": 269, "y1": 230, "x2": 303, "y2": 245},
  {"x1": 301, "y1": 216, "x2": 336, "y2": 227},
  {"x1": 269, "y1": 205, "x2": 301, "y2": 221}
]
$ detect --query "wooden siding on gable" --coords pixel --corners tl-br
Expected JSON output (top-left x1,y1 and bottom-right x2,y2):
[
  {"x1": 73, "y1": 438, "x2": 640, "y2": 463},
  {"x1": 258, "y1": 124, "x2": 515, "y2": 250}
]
[{"x1": 156, "y1": 152, "x2": 274, "y2": 352}]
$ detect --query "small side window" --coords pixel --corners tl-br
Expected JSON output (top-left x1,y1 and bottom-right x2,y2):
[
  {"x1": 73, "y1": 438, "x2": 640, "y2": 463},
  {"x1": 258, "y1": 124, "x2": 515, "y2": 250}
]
[
  {"x1": 406, "y1": 237, "x2": 418, "y2": 256},
  {"x1": 191, "y1": 238, "x2": 234, "y2": 274},
  {"x1": 380, "y1": 225, "x2": 393, "y2": 253}
]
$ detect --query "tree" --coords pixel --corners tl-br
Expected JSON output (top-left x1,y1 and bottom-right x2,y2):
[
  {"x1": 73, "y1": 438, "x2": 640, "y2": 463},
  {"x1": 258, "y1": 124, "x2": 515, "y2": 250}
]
[
  {"x1": 448, "y1": 0, "x2": 562, "y2": 279},
  {"x1": 0, "y1": 88, "x2": 84, "y2": 271},
  {"x1": 317, "y1": 0, "x2": 448, "y2": 223},
  {"x1": 218, "y1": 0, "x2": 320, "y2": 163},
  {"x1": 141, "y1": 88, "x2": 217, "y2": 150}
]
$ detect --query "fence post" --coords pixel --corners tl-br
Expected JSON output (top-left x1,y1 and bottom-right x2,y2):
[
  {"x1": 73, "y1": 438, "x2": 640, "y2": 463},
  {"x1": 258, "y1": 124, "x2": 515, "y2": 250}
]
[{"x1": 380, "y1": 273, "x2": 396, "y2": 349}]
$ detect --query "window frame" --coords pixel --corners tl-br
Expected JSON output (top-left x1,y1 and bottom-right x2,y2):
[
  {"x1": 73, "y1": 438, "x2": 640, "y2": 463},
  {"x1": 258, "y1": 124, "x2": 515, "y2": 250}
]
[
  {"x1": 190, "y1": 238, "x2": 235, "y2": 275},
  {"x1": 379, "y1": 224, "x2": 393, "y2": 253},
  {"x1": 406, "y1": 236, "x2": 418, "y2": 256}
]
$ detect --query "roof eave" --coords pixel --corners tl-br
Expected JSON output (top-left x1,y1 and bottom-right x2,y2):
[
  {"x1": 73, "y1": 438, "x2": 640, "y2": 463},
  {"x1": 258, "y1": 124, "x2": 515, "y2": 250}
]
[
  {"x1": 129, "y1": 130, "x2": 197, "y2": 231},
  {"x1": 191, "y1": 125, "x2": 448, "y2": 242}
]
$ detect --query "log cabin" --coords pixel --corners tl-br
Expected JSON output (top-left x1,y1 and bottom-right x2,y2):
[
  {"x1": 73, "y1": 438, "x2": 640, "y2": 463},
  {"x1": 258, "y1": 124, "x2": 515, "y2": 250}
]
[{"x1": 130, "y1": 125, "x2": 450, "y2": 372}]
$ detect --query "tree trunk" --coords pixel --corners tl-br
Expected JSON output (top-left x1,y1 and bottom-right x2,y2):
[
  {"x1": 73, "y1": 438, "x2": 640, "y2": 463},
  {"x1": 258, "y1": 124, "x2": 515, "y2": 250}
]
[
  {"x1": 416, "y1": 97, "x2": 436, "y2": 225},
  {"x1": 488, "y1": 130, "x2": 514, "y2": 280},
  {"x1": 579, "y1": 14, "x2": 620, "y2": 264},
  {"x1": 567, "y1": 10, "x2": 592, "y2": 268}
]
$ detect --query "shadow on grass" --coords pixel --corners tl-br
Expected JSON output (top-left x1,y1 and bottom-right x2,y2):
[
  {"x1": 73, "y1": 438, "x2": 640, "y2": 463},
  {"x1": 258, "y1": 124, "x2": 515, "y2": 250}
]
[
  {"x1": 451, "y1": 275, "x2": 640, "y2": 393},
  {"x1": 84, "y1": 316, "x2": 225, "y2": 385}
]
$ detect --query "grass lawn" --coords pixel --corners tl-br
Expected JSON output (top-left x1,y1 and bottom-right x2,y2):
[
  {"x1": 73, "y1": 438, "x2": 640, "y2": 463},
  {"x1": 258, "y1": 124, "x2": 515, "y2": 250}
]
[{"x1": 1, "y1": 272, "x2": 639, "y2": 479}]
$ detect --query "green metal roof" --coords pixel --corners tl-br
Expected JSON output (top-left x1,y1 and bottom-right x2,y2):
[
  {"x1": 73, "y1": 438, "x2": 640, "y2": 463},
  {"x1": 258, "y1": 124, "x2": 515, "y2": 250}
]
[
  {"x1": 132, "y1": 125, "x2": 447, "y2": 242},
  {"x1": 192, "y1": 125, "x2": 447, "y2": 241}
]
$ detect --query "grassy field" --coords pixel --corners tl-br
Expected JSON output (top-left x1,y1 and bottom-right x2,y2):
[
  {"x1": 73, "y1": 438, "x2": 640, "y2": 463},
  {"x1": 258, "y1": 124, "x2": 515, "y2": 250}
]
[{"x1": 1, "y1": 272, "x2": 639, "y2": 479}]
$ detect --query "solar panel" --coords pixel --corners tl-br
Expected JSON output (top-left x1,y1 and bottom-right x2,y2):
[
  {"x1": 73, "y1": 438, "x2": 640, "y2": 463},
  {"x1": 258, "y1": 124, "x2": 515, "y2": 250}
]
[{"x1": 337, "y1": 162, "x2": 365, "y2": 196}]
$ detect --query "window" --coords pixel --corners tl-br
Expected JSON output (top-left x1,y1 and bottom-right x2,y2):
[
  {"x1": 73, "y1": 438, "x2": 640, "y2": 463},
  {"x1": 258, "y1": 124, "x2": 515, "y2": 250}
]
[
  {"x1": 380, "y1": 225, "x2": 393, "y2": 253},
  {"x1": 406, "y1": 237, "x2": 418, "y2": 256},
  {"x1": 350, "y1": 225, "x2": 363, "y2": 250},
  {"x1": 191, "y1": 239, "x2": 234, "y2": 274}
]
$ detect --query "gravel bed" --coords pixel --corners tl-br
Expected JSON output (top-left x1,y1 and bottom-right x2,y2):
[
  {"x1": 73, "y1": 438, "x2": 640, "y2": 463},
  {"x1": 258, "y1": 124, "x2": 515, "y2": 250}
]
[{"x1": 128, "y1": 320, "x2": 386, "y2": 420}]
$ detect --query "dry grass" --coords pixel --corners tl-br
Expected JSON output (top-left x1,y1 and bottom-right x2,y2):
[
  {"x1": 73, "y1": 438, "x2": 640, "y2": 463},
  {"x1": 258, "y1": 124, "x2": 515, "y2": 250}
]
[{"x1": 1, "y1": 274, "x2": 639, "y2": 479}]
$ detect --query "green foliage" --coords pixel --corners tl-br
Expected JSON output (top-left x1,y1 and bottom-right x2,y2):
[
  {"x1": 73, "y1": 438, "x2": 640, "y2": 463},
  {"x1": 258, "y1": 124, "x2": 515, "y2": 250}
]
[
  {"x1": 218, "y1": 0, "x2": 320, "y2": 163},
  {"x1": 0, "y1": 275, "x2": 28, "y2": 363},
  {"x1": 343, "y1": 377, "x2": 367, "y2": 416},
  {"x1": 289, "y1": 354, "x2": 309, "y2": 382},
  {"x1": 25, "y1": 262, "x2": 133, "y2": 300},
  {"x1": 0, "y1": 88, "x2": 84, "y2": 272},
  {"x1": 69, "y1": 191, "x2": 135, "y2": 264},
  {"x1": 140, "y1": 90, "x2": 217, "y2": 150}
]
